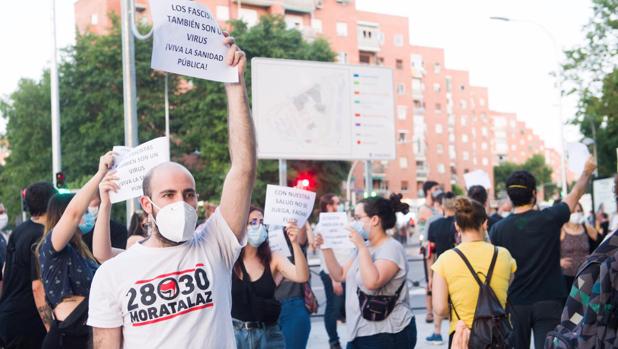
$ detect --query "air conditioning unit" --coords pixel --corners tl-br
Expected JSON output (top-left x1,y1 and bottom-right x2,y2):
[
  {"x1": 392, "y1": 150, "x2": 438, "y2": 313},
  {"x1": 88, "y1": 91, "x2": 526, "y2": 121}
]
[
  {"x1": 336, "y1": 0, "x2": 350, "y2": 4},
  {"x1": 315, "y1": 0, "x2": 324, "y2": 8}
]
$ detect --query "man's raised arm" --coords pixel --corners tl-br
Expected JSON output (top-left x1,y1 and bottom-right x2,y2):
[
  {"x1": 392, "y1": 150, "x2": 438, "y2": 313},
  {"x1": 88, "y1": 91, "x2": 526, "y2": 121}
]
[{"x1": 219, "y1": 35, "x2": 257, "y2": 241}]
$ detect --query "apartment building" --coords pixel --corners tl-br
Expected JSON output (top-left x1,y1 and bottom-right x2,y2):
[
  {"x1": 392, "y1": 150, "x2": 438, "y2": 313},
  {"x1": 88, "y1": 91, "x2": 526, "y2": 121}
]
[{"x1": 74, "y1": 0, "x2": 561, "y2": 199}]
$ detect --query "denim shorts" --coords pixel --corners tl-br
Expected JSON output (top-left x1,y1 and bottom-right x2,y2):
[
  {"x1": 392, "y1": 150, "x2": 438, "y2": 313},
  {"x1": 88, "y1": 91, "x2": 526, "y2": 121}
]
[{"x1": 233, "y1": 319, "x2": 286, "y2": 349}]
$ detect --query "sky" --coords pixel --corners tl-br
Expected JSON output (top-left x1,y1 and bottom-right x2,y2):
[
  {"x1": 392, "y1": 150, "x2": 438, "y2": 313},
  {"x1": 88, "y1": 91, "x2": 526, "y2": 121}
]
[{"x1": 0, "y1": 0, "x2": 593, "y2": 151}]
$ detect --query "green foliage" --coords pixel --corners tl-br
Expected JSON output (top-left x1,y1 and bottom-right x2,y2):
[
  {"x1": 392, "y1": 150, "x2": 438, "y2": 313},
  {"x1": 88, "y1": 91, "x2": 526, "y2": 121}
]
[
  {"x1": 0, "y1": 14, "x2": 346, "y2": 222},
  {"x1": 562, "y1": 0, "x2": 618, "y2": 177},
  {"x1": 493, "y1": 154, "x2": 554, "y2": 197},
  {"x1": 451, "y1": 184, "x2": 465, "y2": 196}
]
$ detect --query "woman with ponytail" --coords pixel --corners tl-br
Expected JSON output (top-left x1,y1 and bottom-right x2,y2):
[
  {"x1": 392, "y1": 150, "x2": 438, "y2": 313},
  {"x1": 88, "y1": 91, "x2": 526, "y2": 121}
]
[
  {"x1": 316, "y1": 193, "x2": 417, "y2": 349},
  {"x1": 431, "y1": 197, "x2": 516, "y2": 348}
]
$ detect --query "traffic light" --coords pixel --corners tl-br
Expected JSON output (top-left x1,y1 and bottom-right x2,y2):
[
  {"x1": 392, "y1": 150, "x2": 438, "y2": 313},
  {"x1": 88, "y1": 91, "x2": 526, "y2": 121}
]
[
  {"x1": 294, "y1": 173, "x2": 316, "y2": 191},
  {"x1": 55, "y1": 171, "x2": 66, "y2": 188}
]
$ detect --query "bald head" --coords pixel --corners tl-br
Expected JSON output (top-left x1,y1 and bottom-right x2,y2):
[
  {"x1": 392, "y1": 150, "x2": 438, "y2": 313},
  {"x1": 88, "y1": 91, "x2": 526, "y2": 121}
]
[{"x1": 142, "y1": 162, "x2": 195, "y2": 198}]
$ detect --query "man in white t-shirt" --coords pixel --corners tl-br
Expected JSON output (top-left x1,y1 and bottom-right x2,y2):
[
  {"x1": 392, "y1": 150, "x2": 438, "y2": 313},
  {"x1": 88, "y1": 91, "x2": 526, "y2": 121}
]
[{"x1": 87, "y1": 36, "x2": 255, "y2": 349}]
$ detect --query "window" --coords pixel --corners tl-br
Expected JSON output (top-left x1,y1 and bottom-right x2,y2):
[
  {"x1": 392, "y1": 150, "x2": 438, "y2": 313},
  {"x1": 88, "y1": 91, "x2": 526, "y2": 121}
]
[
  {"x1": 461, "y1": 116, "x2": 467, "y2": 126},
  {"x1": 399, "y1": 157, "x2": 408, "y2": 168},
  {"x1": 481, "y1": 142, "x2": 488, "y2": 150},
  {"x1": 239, "y1": 9, "x2": 258, "y2": 27},
  {"x1": 311, "y1": 19, "x2": 322, "y2": 32},
  {"x1": 435, "y1": 124, "x2": 443, "y2": 134},
  {"x1": 337, "y1": 52, "x2": 347, "y2": 64},
  {"x1": 413, "y1": 99, "x2": 424, "y2": 110},
  {"x1": 482, "y1": 127, "x2": 488, "y2": 136},
  {"x1": 463, "y1": 151, "x2": 469, "y2": 160},
  {"x1": 411, "y1": 54, "x2": 423, "y2": 69},
  {"x1": 216, "y1": 6, "x2": 229, "y2": 20},
  {"x1": 395, "y1": 59, "x2": 403, "y2": 70},
  {"x1": 511, "y1": 144, "x2": 516, "y2": 151},
  {"x1": 91, "y1": 14, "x2": 98, "y2": 25},
  {"x1": 435, "y1": 103, "x2": 442, "y2": 112},
  {"x1": 397, "y1": 106, "x2": 407, "y2": 120},
  {"x1": 336, "y1": 22, "x2": 348, "y2": 36},
  {"x1": 460, "y1": 84, "x2": 465, "y2": 91},
  {"x1": 445, "y1": 77, "x2": 452, "y2": 92},
  {"x1": 482, "y1": 157, "x2": 489, "y2": 166},
  {"x1": 401, "y1": 181, "x2": 409, "y2": 192},
  {"x1": 359, "y1": 53, "x2": 371, "y2": 64},
  {"x1": 437, "y1": 144, "x2": 444, "y2": 154},
  {"x1": 479, "y1": 98, "x2": 485, "y2": 107},
  {"x1": 412, "y1": 78, "x2": 423, "y2": 92},
  {"x1": 394, "y1": 34, "x2": 404, "y2": 47},
  {"x1": 398, "y1": 131, "x2": 407, "y2": 143},
  {"x1": 285, "y1": 15, "x2": 303, "y2": 30},
  {"x1": 434, "y1": 62, "x2": 441, "y2": 74},
  {"x1": 433, "y1": 83, "x2": 441, "y2": 93},
  {"x1": 437, "y1": 164, "x2": 446, "y2": 173},
  {"x1": 377, "y1": 57, "x2": 385, "y2": 66},
  {"x1": 462, "y1": 134, "x2": 468, "y2": 143},
  {"x1": 449, "y1": 145, "x2": 456, "y2": 159},
  {"x1": 460, "y1": 100, "x2": 467, "y2": 109},
  {"x1": 397, "y1": 83, "x2": 405, "y2": 95}
]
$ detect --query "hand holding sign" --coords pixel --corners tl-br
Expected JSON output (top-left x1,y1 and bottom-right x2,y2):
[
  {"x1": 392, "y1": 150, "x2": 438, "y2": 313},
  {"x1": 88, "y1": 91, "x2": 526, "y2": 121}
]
[
  {"x1": 318, "y1": 213, "x2": 354, "y2": 250},
  {"x1": 150, "y1": 0, "x2": 241, "y2": 83},
  {"x1": 99, "y1": 171, "x2": 120, "y2": 206},
  {"x1": 263, "y1": 185, "x2": 316, "y2": 227},
  {"x1": 267, "y1": 226, "x2": 291, "y2": 258}
]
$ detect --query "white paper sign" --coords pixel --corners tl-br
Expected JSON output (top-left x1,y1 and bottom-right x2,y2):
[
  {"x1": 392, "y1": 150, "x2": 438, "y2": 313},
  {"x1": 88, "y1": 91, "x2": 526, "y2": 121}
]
[
  {"x1": 318, "y1": 213, "x2": 354, "y2": 250},
  {"x1": 567, "y1": 142, "x2": 590, "y2": 175},
  {"x1": 464, "y1": 170, "x2": 492, "y2": 189},
  {"x1": 110, "y1": 137, "x2": 170, "y2": 203},
  {"x1": 150, "y1": 0, "x2": 238, "y2": 83},
  {"x1": 263, "y1": 185, "x2": 316, "y2": 227},
  {"x1": 267, "y1": 226, "x2": 291, "y2": 258}
]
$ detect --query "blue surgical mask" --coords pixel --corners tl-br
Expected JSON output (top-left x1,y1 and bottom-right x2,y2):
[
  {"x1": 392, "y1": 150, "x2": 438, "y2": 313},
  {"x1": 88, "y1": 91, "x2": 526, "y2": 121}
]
[
  {"x1": 79, "y1": 212, "x2": 96, "y2": 234},
  {"x1": 247, "y1": 224, "x2": 268, "y2": 247},
  {"x1": 351, "y1": 220, "x2": 369, "y2": 240}
]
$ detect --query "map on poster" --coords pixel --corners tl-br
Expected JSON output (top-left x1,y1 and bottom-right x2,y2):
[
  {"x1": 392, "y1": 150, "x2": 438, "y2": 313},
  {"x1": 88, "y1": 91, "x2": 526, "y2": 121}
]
[{"x1": 252, "y1": 58, "x2": 395, "y2": 160}]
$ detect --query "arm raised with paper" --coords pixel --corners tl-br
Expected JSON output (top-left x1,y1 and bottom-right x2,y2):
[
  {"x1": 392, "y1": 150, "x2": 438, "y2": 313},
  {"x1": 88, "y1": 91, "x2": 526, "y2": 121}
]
[
  {"x1": 272, "y1": 221, "x2": 309, "y2": 283},
  {"x1": 218, "y1": 33, "x2": 257, "y2": 241}
]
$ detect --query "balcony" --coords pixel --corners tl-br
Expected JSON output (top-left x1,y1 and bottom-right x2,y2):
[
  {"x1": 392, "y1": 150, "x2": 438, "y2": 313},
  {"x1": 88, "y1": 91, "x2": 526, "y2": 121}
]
[
  {"x1": 357, "y1": 22, "x2": 381, "y2": 52},
  {"x1": 372, "y1": 161, "x2": 387, "y2": 178},
  {"x1": 241, "y1": 0, "x2": 318, "y2": 13}
]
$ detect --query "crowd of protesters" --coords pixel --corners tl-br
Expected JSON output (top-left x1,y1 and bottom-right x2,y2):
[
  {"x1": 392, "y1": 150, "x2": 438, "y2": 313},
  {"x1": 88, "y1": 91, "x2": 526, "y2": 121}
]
[{"x1": 0, "y1": 37, "x2": 616, "y2": 349}]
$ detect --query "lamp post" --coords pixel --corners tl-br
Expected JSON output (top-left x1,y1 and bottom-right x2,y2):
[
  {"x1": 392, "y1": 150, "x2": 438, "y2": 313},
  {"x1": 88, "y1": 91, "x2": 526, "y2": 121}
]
[
  {"x1": 50, "y1": 0, "x2": 62, "y2": 186},
  {"x1": 490, "y1": 16, "x2": 568, "y2": 197}
]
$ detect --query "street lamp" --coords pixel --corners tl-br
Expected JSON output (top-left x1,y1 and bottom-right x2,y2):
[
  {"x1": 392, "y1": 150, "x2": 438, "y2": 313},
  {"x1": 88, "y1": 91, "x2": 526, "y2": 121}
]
[{"x1": 489, "y1": 16, "x2": 568, "y2": 197}]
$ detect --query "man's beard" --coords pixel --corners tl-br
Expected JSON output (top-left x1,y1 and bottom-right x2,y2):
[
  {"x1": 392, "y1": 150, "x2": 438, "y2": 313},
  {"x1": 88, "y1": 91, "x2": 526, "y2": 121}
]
[{"x1": 150, "y1": 212, "x2": 183, "y2": 247}]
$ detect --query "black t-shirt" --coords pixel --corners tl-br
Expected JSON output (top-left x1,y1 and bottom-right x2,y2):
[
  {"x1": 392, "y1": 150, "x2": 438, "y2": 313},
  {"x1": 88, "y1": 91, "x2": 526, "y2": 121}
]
[
  {"x1": 0, "y1": 220, "x2": 46, "y2": 342},
  {"x1": 428, "y1": 216, "x2": 457, "y2": 257},
  {"x1": 490, "y1": 202, "x2": 570, "y2": 305},
  {"x1": 488, "y1": 213, "x2": 503, "y2": 231},
  {"x1": 81, "y1": 219, "x2": 128, "y2": 252}
]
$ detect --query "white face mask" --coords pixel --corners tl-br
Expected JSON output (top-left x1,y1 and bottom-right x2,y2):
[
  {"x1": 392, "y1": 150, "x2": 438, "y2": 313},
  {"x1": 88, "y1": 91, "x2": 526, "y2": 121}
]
[
  {"x1": 88, "y1": 206, "x2": 99, "y2": 217},
  {"x1": 570, "y1": 212, "x2": 585, "y2": 225},
  {"x1": 499, "y1": 211, "x2": 511, "y2": 218},
  {"x1": 0, "y1": 214, "x2": 8, "y2": 230},
  {"x1": 148, "y1": 198, "x2": 198, "y2": 243}
]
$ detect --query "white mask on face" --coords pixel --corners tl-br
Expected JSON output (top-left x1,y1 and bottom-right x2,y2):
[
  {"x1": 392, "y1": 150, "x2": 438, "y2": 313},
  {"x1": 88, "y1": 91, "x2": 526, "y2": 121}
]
[
  {"x1": 499, "y1": 211, "x2": 511, "y2": 218},
  {"x1": 0, "y1": 214, "x2": 8, "y2": 230},
  {"x1": 570, "y1": 212, "x2": 585, "y2": 225},
  {"x1": 148, "y1": 198, "x2": 198, "y2": 243}
]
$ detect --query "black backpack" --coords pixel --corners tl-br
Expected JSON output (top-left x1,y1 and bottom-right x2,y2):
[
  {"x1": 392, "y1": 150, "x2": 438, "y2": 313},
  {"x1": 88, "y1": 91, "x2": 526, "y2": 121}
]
[{"x1": 452, "y1": 246, "x2": 513, "y2": 349}]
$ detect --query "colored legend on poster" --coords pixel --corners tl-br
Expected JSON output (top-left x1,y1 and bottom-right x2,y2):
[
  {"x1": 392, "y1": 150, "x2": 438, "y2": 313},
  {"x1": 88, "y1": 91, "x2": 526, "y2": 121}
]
[{"x1": 252, "y1": 58, "x2": 395, "y2": 161}]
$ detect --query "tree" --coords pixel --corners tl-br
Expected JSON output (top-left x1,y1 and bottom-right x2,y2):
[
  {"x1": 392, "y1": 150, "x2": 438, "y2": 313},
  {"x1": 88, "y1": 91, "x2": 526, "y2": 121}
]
[
  {"x1": 493, "y1": 154, "x2": 554, "y2": 198},
  {"x1": 0, "y1": 14, "x2": 348, "y2": 222},
  {"x1": 562, "y1": 0, "x2": 618, "y2": 177}
]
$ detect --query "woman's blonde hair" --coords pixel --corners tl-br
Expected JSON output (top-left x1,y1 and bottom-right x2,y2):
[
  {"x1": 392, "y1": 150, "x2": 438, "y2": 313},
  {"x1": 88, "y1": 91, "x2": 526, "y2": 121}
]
[{"x1": 35, "y1": 193, "x2": 96, "y2": 270}]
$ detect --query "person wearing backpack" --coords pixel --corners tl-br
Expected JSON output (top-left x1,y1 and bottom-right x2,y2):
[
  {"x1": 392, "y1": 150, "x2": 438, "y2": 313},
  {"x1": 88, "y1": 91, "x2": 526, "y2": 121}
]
[
  {"x1": 490, "y1": 156, "x2": 597, "y2": 349},
  {"x1": 432, "y1": 196, "x2": 517, "y2": 348}
]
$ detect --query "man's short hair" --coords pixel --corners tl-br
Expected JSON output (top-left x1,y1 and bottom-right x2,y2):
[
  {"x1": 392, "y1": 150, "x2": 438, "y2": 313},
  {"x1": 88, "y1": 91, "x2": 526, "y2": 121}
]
[
  {"x1": 142, "y1": 162, "x2": 194, "y2": 198},
  {"x1": 467, "y1": 185, "x2": 488, "y2": 206},
  {"x1": 506, "y1": 171, "x2": 537, "y2": 207},
  {"x1": 442, "y1": 192, "x2": 457, "y2": 211},
  {"x1": 25, "y1": 182, "x2": 57, "y2": 217},
  {"x1": 423, "y1": 181, "x2": 439, "y2": 197}
]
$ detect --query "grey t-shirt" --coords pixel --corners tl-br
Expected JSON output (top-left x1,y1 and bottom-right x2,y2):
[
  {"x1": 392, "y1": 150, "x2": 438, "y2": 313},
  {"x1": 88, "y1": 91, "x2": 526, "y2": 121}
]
[{"x1": 345, "y1": 238, "x2": 413, "y2": 340}]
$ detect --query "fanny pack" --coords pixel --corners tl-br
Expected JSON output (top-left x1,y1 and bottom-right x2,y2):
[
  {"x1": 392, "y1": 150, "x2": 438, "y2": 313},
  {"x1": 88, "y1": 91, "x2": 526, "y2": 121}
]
[{"x1": 357, "y1": 280, "x2": 405, "y2": 322}]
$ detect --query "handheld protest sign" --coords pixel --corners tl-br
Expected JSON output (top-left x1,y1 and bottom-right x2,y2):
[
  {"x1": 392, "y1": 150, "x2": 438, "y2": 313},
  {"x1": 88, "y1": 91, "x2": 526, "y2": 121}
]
[
  {"x1": 150, "y1": 0, "x2": 238, "y2": 83},
  {"x1": 267, "y1": 226, "x2": 291, "y2": 258},
  {"x1": 318, "y1": 212, "x2": 354, "y2": 250},
  {"x1": 109, "y1": 137, "x2": 170, "y2": 203},
  {"x1": 263, "y1": 185, "x2": 316, "y2": 227}
]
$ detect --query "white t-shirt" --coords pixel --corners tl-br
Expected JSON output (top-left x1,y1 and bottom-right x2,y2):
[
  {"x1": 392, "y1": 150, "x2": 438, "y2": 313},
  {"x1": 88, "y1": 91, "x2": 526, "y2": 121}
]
[{"x1": 87, "y1": 209, "x2": 245, "y2": 348}]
